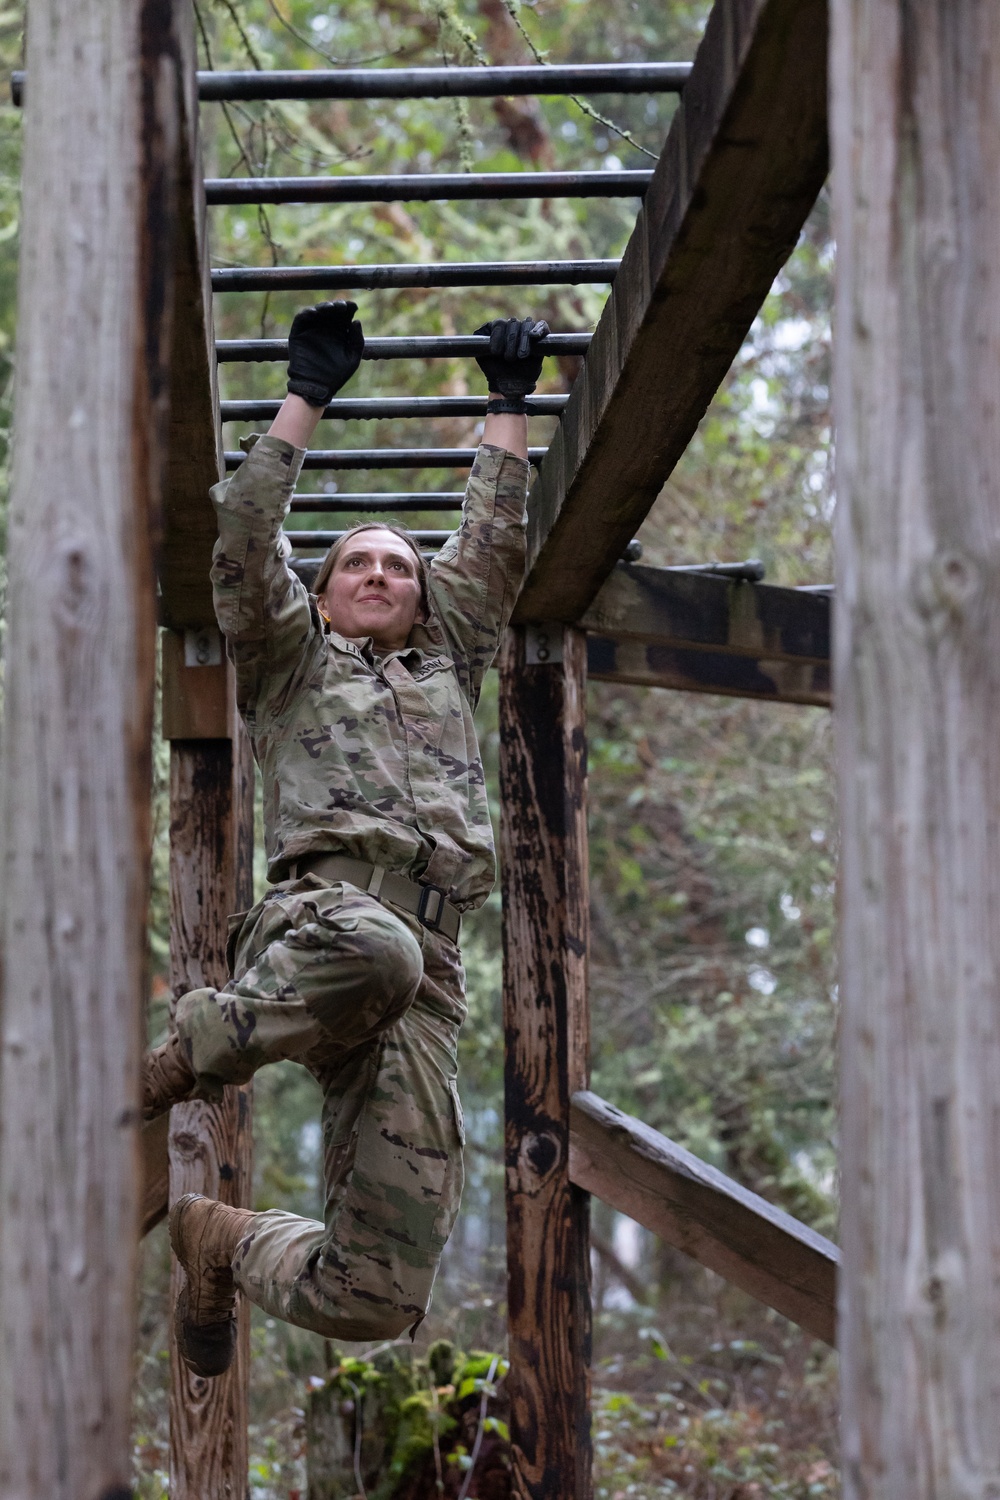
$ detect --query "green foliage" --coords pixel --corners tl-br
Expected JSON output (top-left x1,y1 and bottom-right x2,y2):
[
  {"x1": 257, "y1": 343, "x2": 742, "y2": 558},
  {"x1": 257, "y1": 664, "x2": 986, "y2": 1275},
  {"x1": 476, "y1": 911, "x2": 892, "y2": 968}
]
[
  {"x1": 307, "y1": 1341, "x2": 508, "y2": 1498},
  {"x1": 592, "y1": 1385, "x2": 838, "y2": 1499}
]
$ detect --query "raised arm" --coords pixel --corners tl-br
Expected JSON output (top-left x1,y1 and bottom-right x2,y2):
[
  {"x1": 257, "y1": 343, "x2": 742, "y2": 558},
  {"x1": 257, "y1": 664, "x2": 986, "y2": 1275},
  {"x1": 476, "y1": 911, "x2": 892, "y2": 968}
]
[
  {"x1": 428, "y1": 316, "x2": 548, "y2": 704},
  {"x1": 210, "y1": 303, "x2": 364, "y2": 707}
]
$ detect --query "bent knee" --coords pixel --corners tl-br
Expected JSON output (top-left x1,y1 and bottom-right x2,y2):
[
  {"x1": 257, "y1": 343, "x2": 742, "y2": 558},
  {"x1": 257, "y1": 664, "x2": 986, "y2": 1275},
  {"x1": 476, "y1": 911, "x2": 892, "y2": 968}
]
[{"x1": 368, "y1": 918, "x2": 423, "y2": 1006}]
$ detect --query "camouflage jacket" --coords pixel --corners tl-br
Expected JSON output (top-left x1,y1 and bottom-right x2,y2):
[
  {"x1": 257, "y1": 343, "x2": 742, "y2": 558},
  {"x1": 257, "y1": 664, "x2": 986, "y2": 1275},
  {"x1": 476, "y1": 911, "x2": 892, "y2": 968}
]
[{"x1": 210, "y1": 436, "x2": 529, "y2": 908}]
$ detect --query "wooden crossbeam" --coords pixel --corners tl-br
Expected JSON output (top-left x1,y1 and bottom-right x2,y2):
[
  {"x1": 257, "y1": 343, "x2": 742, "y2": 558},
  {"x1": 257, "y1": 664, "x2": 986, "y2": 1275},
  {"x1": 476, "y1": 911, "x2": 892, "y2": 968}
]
[
  {"x1": 569, "y1": 1090, "x2": 838, "y2": 1345},
  {"x1": 513, "y1": 0, "x2": 829, "y2": 624},
  {"x1": 158, "y1": 28, "x2": 222, "y2": 632},
  {"x1": 588, "y1": 638, "x2": 830, "y2": 706},
  {"x1": 583, "y1": 564, "x2": 832, "y2": 705}
]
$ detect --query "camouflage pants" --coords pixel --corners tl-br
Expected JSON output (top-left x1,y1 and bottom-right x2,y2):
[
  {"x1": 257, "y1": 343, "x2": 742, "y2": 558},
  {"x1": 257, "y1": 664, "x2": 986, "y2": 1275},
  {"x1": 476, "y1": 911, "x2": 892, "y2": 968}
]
[{"x1": 174, "y1": 874, "x2": 467, "y2": 1341}]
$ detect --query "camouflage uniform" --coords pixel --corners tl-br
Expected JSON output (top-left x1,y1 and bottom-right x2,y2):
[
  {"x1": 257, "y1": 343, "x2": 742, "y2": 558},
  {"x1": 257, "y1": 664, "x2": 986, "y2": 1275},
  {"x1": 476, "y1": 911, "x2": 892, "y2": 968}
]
[{"x1": 174, "y1": 435, "x2": 528, "y2": 1339}]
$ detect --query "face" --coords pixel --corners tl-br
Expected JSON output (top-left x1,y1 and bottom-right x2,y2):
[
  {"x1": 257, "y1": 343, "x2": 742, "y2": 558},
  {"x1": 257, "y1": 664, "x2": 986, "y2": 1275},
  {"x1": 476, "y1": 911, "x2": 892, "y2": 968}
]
[{"x1": 318, "y1": 529, "x2": 425, "y2": 652}]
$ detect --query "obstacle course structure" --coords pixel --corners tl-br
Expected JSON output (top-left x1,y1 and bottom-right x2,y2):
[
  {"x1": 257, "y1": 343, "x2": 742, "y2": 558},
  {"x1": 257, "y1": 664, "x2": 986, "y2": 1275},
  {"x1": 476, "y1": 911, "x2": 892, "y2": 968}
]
[{"x1": 3, "y1": 0, "x2": 999, "y2": 1497}]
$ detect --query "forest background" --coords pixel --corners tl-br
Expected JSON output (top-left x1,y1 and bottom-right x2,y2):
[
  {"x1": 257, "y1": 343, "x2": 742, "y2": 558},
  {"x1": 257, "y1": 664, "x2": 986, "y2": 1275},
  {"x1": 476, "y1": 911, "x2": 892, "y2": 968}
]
[{"x1": 0, "y1": 1, "x2": 839, "y2": 1496}]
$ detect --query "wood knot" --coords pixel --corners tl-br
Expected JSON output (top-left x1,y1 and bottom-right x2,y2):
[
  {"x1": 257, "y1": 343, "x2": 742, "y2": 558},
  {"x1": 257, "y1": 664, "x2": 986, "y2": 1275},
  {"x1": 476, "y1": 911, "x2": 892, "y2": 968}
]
[
  {"x1": 913, "y1": 549, "x2": 982, "y2": 627},
  {"x1": 53, "y1": 538, "x2": 101, "y2": 630},
  {"x1": 512, "y1": 1129, "x2": 563, "y2": 1192}
]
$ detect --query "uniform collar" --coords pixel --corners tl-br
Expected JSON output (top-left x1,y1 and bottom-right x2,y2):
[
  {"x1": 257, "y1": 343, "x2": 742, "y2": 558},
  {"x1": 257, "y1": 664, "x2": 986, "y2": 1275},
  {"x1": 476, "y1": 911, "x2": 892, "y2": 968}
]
[{"x1": 324, "y1": 612, "x2": 447, "y2": 664}]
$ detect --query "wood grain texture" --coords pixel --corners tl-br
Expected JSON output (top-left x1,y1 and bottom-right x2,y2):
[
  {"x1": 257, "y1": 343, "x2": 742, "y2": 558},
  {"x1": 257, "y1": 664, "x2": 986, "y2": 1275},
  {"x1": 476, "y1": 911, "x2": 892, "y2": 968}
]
[
  {"x1": 168, "y1": 736, "x2": 255, "y2": 1500},
  {"x1": 514, "y1": 0, "x2": 829, "y2": 624},
  {"x1": 499, "y1": 627, "x2": 592, "y2": 1500},
  {"x1": 583, "y1": 564, "x2": 832, "y2": 704},
  {"x1": 831, "y1": 3, "x2": 1000, "y2": 1494},
  {"x1": 587, "y1": 637, "x2": 831, "y2": 707},
  {"x1": 569, "y1": 1091, "x2": 838, "y2": 1346},
  {"x1": 142, "y1": 1115, "x2": 171, "y2": 1236},
  {"x1": 158, "y1": 0, "x2": 222, "y2": 631},
  {"x1": 582, "y1": 566, "x2": 831, "y2": 663},
  {"x1": 0, "y1": 3, "x2": 181, "y2": 1495}
]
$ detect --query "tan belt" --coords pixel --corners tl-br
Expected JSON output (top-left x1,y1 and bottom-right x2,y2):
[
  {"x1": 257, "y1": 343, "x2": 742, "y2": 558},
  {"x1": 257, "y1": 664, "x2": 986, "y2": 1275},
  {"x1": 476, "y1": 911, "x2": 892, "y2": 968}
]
[{"x1": 285, "y1": 852, "x2": 462, "y2": 945}]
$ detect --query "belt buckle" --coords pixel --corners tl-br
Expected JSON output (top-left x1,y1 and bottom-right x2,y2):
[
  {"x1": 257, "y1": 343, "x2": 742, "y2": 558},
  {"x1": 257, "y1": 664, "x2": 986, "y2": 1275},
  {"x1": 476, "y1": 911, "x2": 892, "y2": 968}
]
[{"x1": 417, "y1": 883, "x2": 447, "y2": 933}]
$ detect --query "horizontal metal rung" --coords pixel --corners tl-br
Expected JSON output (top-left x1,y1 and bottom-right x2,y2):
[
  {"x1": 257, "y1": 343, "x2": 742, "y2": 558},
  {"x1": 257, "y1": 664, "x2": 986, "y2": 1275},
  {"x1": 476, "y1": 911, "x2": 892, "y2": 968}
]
[
  {"x1": 221, "y1": 396, "x2": 567, "y2": 421},
  {"x1": 12, "y1": 63, "x2": 690, "y2": 107},
  {"x1": 217, "y1": 333, "x2": 592, "y2": 362},
  {"x1": 206, "y1": 171, "x2": 652, "y2": 206},
  {"x1": 289, "y1": 493, "x2": 464, "y2": 512},
  {"x1": 287, "y1": 529, "x2": 454, "y2": 549},
  {"x1": 212, "y1": 260, "x2": 618, "y2": 292},
  {"x1": 663, "y1": 559, "x2": 766, "y2": 582},
  {"x1": 225, "y1": 448, "x2": 547, "y2": 470}
]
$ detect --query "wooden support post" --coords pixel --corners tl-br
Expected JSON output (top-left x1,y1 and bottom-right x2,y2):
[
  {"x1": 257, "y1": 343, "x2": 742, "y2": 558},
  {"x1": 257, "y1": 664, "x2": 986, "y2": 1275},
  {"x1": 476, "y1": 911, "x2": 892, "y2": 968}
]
[
  {"x1": 832, "y1": 3, "x2": 1000, "y2": 1493},
  {"x1": 163, "y1": 634, "x2": 255, "y2": 1499},
  {"x1": 0, "y1": 2, "x2": 181, "y2": 1495},
  {"x1": 499, "y1": 626, "x2": 592, "y2": 1500}
]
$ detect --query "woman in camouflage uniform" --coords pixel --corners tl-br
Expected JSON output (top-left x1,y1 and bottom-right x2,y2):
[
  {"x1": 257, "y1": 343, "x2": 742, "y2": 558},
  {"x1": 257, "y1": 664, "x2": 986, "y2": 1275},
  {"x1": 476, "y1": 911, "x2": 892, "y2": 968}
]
[{"x1": 142, "y1": 302, "x2": 548, "y2": 1378}]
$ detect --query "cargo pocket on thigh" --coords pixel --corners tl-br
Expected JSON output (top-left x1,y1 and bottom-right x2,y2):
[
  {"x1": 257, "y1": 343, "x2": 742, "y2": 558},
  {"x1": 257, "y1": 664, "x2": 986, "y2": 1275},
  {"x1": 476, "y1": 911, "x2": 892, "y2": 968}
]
[
  {"x1": 449, "y1": 1080, "x2": 466, "y2": 1148},
  {"x1": 433, "y1": 1080, "x2": 466, "y2": 1251}
]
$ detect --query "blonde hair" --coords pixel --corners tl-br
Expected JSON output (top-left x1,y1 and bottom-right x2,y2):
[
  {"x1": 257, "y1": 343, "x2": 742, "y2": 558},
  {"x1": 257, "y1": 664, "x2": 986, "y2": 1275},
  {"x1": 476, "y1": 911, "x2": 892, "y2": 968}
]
[{"x1": 313, "y1": 521, "x2": 430, "y2": 616}]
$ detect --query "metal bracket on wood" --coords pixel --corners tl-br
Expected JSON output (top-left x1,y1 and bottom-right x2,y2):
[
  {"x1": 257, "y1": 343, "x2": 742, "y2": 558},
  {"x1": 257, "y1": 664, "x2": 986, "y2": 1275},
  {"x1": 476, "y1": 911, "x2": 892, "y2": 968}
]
[
  {"x1": 183, "y1": 625, "x2": 223, "y2": 667},
  {"x1": 162, "y1": 627, "x2": 232, "y2": 740},
  {"x1": 524, "y1": 623, "x2": 564, "y2": 665}
]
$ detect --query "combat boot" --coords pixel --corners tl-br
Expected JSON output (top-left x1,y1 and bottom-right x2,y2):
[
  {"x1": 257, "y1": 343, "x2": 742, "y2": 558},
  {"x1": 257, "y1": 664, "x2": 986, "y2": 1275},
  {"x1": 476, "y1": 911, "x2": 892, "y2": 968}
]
[
  {"x1": 143, "y1": 1032, "x2": 196, "y2": 1121},
  {"x1": 169, "y1": 1193, "x2": 257, "y2": 1378}
]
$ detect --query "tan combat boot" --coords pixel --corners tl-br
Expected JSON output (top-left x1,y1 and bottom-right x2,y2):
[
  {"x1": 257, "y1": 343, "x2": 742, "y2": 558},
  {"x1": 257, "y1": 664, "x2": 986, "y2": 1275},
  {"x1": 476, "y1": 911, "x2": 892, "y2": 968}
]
[
  {"x1": 142, "y1": 1032, "x2": 196, "y2": 1121},
  {"x1": 169, "y1": 1193, "x2": 258, "y2": 1378}
]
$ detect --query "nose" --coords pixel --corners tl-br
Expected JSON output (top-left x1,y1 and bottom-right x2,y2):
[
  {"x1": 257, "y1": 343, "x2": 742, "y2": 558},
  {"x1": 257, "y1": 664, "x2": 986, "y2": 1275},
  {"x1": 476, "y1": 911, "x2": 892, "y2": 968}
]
[{"x1": 364, "y1": 561, "x2": 387, "y2": 585}]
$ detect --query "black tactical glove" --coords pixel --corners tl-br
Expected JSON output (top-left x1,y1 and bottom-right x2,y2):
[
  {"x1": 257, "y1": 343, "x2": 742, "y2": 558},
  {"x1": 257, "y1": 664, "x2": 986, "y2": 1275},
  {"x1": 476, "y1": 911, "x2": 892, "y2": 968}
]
[
  {"x1": 287, "y1": 301, "x2": 364, "y2": 407},
  {"x1": 474, "y1": 316, "x2": 550, "y2": 413}
]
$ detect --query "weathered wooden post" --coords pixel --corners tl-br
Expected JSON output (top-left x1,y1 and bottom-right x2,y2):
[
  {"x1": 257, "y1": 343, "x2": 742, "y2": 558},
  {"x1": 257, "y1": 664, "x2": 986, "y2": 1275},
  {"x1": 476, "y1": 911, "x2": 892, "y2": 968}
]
[
  {"x1": 162, "y1": 633, "x2": 255, "y2": 1499},
  {"x1": 153, "y1": 6, "x2": 257, "y2": 1488},
  {"x1": 0, "y1": 2, "x2": 182, "y2": 1496},
  {"x1": 831, "y1": 2, "x2": 1000, "y2": 1493},
  {"x1": 499, "y1": 625, "x2": 592, "y2": 1500}
]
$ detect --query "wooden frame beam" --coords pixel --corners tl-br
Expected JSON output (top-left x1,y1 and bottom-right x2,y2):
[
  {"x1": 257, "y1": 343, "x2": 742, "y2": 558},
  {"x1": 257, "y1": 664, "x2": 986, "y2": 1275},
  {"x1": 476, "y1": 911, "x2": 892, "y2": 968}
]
[
  {"x1": 832, "y1": 2, "x2": 1000, "y2": 1488},
  {"x1": 160, "y1": 13, "x2": 255, "y2": 1493},
  {"x1": 158, "y1": 3, "x2": 222, "y2": 632},
  {"x1": 588, "y1": 638, "x2": 830, "y2": 706},
  {"x1": 513, "y1": 0, "x2": 829, "y2": 624},
  {"x1": 583, "y1": 564, "x2": 831, "y2": 705},
  {"x1": 0, "y1": 2, "x2": 183, "y2": 1494},
  {"x1": 165, "y1": 667, "x2": 255, "y2": 1496},
  {"x1": 500, "y1": 626, "x2": 593, "y2": 1500},
  {"x1": 570, "y1": 1091, "x2": 838, "y2": 1345}
]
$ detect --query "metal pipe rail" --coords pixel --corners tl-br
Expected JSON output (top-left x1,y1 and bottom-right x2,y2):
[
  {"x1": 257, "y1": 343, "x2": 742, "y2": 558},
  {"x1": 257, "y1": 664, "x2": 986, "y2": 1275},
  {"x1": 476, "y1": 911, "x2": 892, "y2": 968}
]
[
  {"x1": 286, "y1": 532, "x2": 642, "y2": 559},
  {"x1": 11, "y1": 63, "x2": 690, "y2": 108},
  {"x1": 212, "y1": 259, "x2": 619, "y2": 292},
  {"x1": 287, "y1": 529, "x2": 453, "y2": 548},
  {"x1": 217, "y1": 333, "x2": 593, "y2": 362},
  {"x1": 221, "y1": 395, "x2": 567, "y2": 421},
  {"x1": 225, "y1": 447, "x2": 547, "y2": 470},
  {"x1": 206, "y1": 170, "x2": 652, "y2": 206},
  {"x1": 664, "y1": 559, "x2": 767, "y2": 583},
  {"x1": 289, "y1": 493, "x2": 464, "y2": 512}
]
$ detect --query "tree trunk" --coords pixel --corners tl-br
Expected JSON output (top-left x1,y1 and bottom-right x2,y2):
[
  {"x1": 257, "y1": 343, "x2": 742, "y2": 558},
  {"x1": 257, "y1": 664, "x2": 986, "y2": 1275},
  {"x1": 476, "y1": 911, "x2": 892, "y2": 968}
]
[
  {"x1": 832, "y1": 2, "x2": 1000, "y2": 1494},
  {"x1": 0, "y1": 2, "x2": 181, "y2": 1495},
  {"x1": 499, "y1": 626, "x2": 592, "y2": 1500}
]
